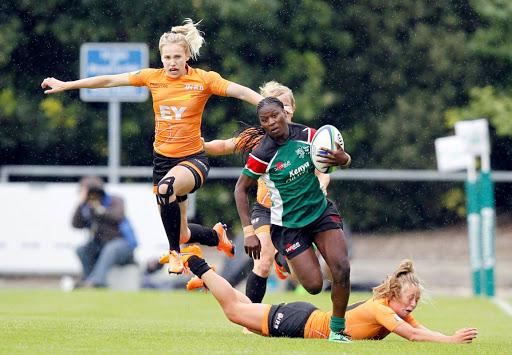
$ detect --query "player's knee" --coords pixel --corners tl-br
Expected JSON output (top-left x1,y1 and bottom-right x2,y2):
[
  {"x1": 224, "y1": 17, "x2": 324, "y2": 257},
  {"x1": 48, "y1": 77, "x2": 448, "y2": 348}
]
[
  {"x1": 157, "y1": 177, "x2": 174, "y2": 196},
  {"x1": 253, "y1": 257, "x2": 273, "y2": 277},
  {"x1": 179, "y1": 230, "x2": 190, "y2": 244},
  {"x1": 176, "y1": 194, "x2": 187, "y2": 203},
  {"x1": 157, "y1": 176, "x2": 176, "y2": 205},
  {"x1": 223, "y1": 304, "x2": 242, "y2": 324},
  {"x1": 303, "y1": 280, "x2": 323, "y2": 295}
]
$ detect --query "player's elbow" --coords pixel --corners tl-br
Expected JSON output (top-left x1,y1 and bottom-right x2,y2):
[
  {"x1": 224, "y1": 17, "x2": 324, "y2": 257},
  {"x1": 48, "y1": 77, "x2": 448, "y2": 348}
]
[
  {"x1": 393, "y1": 325, "x2": 422, "y2": 342},
  {"x1": 403, "y1": 328, "x2": 422, "y2": 342},
  {"x1": 203, "y1": 141, "x2": 220, "y2": 156}
]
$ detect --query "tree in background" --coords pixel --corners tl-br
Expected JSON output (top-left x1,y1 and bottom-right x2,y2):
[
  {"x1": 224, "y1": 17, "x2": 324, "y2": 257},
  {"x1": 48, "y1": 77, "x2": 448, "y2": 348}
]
[
  {"x1": 1, "y1": 0, "x2": 511, "y2": 231},
  {"x1": 443, "y1": 0, "x2": 512, "y2": 213}
]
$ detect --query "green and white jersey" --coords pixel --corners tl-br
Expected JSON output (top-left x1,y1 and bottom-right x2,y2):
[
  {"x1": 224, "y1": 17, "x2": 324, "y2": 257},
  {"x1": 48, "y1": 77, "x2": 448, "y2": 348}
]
[{"x1": 242, "y1": 123, "x2": 327, "y2": 228}]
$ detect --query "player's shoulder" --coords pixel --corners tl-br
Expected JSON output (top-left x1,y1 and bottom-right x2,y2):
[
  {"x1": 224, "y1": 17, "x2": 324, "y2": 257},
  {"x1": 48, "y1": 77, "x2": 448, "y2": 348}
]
[
  {"x1": 188, "y1": 66, "x2": 223, "y2": 81},
  {"x1": 289, "y1": 123, "x2": 314, "y2": 141},
  {"x1": 290, "y1": 122, "x2": 309, "y2": 130},
  {"x1": 129, "y1": 68, "x2": 165, "y2": 84},
  {"x1": 371, "y1": 298, "x2": 395, "y2": 315},
  {"x1": 132, "y1": 68, "x2": 163, "y2": 77},
  {"x1": 250, "y1": 134, "x2": 277, "y2": 162}
]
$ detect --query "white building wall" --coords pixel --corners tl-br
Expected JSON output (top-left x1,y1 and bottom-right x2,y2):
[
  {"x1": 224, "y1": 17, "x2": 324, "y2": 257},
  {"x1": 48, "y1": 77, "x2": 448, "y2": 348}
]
[{"x1": 0, "y1": 183, "x2": 172, "y2": 275}]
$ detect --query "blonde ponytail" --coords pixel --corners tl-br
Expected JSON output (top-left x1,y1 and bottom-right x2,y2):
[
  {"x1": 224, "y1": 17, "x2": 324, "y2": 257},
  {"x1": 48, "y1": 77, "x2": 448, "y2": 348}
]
[
  {"x1": 373, "y1": 259, "x2": 422, "y2": 300},
  {"x1": 159, "y1": 18, "x2": 205, "y2": 60}
]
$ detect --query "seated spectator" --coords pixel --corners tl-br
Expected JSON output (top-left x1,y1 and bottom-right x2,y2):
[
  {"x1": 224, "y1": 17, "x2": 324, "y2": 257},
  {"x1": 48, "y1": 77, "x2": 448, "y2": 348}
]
[{"x1": 72, "y1": 176, "x2": 137, "y2": 288}]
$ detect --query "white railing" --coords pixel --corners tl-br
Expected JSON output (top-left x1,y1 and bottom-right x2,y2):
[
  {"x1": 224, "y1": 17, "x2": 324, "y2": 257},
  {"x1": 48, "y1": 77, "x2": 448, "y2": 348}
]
[{"x1": 2, "y1": 165, "x2": 512, "y2": 182}]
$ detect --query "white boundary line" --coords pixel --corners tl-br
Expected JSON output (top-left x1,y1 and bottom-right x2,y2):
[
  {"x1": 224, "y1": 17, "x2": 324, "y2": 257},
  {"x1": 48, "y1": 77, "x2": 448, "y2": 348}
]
[{"x1": 492, "y1": 297, "x2": 512, "y2": 316}]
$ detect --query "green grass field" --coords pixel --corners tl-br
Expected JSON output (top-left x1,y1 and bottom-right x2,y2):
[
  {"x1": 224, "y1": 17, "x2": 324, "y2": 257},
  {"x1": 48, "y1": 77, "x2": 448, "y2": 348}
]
[{"x1": 0, "y1": 289, "x2": 510, "y2": 354}]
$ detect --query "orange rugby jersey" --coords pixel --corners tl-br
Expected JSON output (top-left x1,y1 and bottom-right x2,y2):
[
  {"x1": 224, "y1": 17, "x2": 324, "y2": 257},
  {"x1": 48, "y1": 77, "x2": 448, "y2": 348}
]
[
  {"x1": 256, "y1": 178, "x2": 272, "y2": 208},
  {"x1": 129, "y1": 67, "x2": 231, "y2": 158},
  {"x1": 303, "y1": 298, "x2": 420, "y2": 340}
]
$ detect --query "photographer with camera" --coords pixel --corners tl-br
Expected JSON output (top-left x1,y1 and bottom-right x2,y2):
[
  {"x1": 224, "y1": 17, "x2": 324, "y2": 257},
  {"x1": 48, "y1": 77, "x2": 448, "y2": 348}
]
[{"x1": 72, "y1": 176, "x2": 137, "y2": 288}]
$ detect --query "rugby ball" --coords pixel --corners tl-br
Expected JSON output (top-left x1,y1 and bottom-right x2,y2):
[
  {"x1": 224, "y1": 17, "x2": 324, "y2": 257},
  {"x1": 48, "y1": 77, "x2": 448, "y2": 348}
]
[{"x1": 310, "y1": 125, "x2": 344, "y2": 173}]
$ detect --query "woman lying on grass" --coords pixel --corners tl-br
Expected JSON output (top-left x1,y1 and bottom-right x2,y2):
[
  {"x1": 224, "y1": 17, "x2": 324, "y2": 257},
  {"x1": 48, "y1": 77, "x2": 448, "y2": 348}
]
[{"x1": 182, "y1": 249, "x2": 477, "y2": 343}]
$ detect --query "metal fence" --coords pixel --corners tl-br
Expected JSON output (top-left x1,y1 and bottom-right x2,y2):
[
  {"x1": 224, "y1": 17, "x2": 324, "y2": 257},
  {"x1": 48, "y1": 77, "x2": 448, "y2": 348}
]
[{"x1": 2, "y1": 165, "x2": 512, "y2": 182}]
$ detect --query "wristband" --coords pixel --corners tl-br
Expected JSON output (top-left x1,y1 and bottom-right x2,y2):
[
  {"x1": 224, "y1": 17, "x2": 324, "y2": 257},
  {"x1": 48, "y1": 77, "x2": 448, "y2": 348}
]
[
  {"x1": 243, "y1": 225, "x2": 255, "y2": 238},
  {"x1": 340, "y1": 153, "x2": 351, "y2": 168}
]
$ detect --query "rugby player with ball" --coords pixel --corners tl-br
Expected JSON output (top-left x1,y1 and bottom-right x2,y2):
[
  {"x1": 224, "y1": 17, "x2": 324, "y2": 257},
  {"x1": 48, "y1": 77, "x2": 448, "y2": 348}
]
[{"x1": 234, "y1": 97, "x2": 352, "y2": 343}]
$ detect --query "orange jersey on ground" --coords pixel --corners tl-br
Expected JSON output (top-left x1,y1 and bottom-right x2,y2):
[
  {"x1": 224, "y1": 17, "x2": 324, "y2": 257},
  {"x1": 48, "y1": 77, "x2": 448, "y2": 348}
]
[
  {"x1": 303, "y1": 298, "x2": 420, "y2": 340},
  {"x1": 129, "y1": 67, "x2": 231, "y2": 158}
]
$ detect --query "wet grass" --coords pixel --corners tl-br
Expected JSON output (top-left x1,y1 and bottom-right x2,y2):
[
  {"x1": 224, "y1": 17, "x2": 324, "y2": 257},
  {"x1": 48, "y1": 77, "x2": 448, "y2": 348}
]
[{"x1": 0, "y1": 289, "x2": 509, "y2": 354}]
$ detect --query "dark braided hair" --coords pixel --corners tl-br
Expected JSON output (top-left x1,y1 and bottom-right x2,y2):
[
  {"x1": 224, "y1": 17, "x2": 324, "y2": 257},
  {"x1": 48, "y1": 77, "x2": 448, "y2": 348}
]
[
  {"x1": 234, "y1": 124, "x2": 266, "y2": 159},
  {"x1": 256, "y1": 96, "x2": 284, "y2": 116},
  {"x1": 235, "y1": 97, "x2": 285, "y2": 159}
]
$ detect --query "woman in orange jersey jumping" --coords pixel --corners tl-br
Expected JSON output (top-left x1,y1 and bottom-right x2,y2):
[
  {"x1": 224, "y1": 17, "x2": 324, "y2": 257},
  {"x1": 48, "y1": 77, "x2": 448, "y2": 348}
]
[
  {"x1": 41, "y1": 19, "x2": 264, "y2": 274},
  {"x1": 181, "y1": 252, "x2": 478, "y2": 344},
  {"x1": 204, "y1": 81, "x2": 330, "y2": 304}
]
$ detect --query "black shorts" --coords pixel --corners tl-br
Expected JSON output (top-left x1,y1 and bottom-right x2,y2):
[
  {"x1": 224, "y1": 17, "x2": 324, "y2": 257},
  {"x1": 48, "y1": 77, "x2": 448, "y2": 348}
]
[
  {"x1": 268, "y1": 302, "x2": 318, "y2": 338},
  {"x1": 250, "y1": 202, "x2": 270, "y2": 230},
  {"x1": 152, "y1": 151, "x2": 210, "y2": 194},
  {"x1": 270, "y1": 200, "x2": 343, "y2": 259}
]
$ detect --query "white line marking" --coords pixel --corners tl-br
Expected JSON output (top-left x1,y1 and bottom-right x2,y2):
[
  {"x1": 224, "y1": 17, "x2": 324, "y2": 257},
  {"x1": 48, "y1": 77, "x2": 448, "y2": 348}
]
[{"x1": 492, "y1": 297, "x2": 512, "y2": 316}]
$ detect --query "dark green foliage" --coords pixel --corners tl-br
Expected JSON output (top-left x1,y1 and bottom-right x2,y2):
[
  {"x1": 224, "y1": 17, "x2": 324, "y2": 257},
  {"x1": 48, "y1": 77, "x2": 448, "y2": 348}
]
[{"x1": 1, "y1": 0, "x2": 511, "y2": 231}]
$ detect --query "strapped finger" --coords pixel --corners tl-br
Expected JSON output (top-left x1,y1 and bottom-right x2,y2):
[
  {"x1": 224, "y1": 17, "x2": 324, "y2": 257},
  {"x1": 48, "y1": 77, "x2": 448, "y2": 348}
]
[{"x1": 319, "y1": 146, "x2": 334, "y2": 154}]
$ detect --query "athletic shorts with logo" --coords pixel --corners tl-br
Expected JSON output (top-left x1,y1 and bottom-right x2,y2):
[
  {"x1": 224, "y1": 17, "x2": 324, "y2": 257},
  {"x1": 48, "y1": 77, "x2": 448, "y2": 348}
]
[
  {"x1": 266, "y1": 302, "x2": 318, "y2": 338},
  {"x1": 270, "y1": 200, "x2": 343, "y2": 259},
  {"x1": 250, "y1": 202, "x2": 271, "y2": 231},
  {"x1": 152, "y1": 150, "x2": 210, "y2": 194}
]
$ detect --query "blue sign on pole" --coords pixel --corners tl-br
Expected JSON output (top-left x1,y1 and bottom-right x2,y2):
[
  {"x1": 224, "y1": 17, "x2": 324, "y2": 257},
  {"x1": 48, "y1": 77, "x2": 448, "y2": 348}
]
[{"x1": 80, "y1": 43, "x2": 149, "y2": 102}]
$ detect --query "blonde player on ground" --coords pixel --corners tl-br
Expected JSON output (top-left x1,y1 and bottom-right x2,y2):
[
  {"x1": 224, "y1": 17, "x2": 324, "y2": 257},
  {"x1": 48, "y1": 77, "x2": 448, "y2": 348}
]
[
  {"x1": 182, "y1": 250, "x2": 478, "y2": 344},
  {"x1": 204, "y1": 81, "x2": 330, "y2": 304},
  {"x1": 41, "y1": 19, "x2": 264, "y2": 274}
]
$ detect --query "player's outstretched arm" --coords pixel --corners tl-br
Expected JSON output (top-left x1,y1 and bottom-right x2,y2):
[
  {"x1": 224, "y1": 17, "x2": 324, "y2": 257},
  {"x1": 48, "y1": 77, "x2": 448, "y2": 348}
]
[
  {"x1": 226, "y1": 82, "x2": 264, "y2": 106},
  {"x1": 394, "y1": 322, "x2": 478, "y2": 343},
  {"x1": 41, "y1": 73, "x2": 131, "y2": 94},
  {"x1": 204, "y1": 138, "x2": 237, "y2": 156}
]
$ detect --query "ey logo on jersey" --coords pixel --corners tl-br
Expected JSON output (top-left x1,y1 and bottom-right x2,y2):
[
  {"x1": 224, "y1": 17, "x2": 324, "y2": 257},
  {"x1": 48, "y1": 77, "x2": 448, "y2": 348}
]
[{"x1": 159, "y1": 105, "x2": 186, "y2": 120}]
